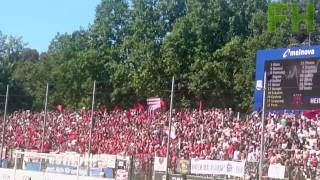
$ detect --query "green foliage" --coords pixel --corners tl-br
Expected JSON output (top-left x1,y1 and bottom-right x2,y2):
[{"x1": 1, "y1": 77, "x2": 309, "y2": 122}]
[
  {"x1": 268, "y1": 3, "x2": 289, "y2": 32},
  {"x1": 291, "y1": 3, "x2": 315, "y2": 33},
  {"x1": 1, "y1": 0, "x2": 311, "y2": 112}
]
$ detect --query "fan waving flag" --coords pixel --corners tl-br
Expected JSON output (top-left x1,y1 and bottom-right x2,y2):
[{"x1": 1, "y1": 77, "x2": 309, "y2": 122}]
[
  {"x1": 133, "y1": 103, "x2": 144, "y2": 112},
  {"x1": 147, "y1": 97, "x2": 161, "y2": 119}
]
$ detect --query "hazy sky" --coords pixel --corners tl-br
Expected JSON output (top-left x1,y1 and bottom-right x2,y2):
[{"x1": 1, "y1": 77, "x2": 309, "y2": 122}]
[{"x1": 0, "y1": 0, "x2": 101, "y2": 53}]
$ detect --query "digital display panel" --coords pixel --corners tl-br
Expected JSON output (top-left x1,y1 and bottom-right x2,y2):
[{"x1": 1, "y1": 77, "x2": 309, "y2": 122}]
[{"x1": 265, "y1": 58, "x2": 320, "y2": 110}]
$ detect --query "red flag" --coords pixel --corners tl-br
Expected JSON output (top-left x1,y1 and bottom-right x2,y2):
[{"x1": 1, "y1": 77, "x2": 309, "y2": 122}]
[
  {"x1": 134, "y1": 103, "x2": 144, "y2": 111},
  {"x1": 125, "y1": 111, "x2": 132, "y2": 119},
  {"x1": 160, "y1": 100, "x2": 166, "y2": 108},
  {"x1": 147, "y1": 97, "x2": 161, "y2": 119},
  {"x1": 56, "y1": 104, "x2": 64, "y2": 112},
  {"x1": 303, "y1": 109, "x2": 320, "y2": 120},
  {"x1": 113, "y1": 104, "x2": 120, "y2": 113}
]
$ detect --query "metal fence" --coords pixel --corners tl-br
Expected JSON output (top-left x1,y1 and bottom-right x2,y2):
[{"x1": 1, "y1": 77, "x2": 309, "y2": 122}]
[
  {"x1": 0, "y1": 151, "x2": 320, "y2": 180},
  {"x1": 126, "y1": 156, "x2": 320, "y2": 180}
]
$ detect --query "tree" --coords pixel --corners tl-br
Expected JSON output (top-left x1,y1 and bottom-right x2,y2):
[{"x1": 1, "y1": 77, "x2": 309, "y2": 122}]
[
  {"x1": 89, "y1": 0, "x2": 131, "y2": 61},
  {"x1": 0, "y1": 31, "x2": 33, "y2": 111},
  {"x1": 2, "y1": 0, "x2": 309, "y2": 112},
  {"x1": 20, "y1": 48, "x2": 39, "y2": 63}
]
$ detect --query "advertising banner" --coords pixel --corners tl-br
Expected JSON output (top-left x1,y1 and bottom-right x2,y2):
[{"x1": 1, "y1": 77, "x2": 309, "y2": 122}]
[
  {"x1": 155, "y1": 172, "x2": 216, "y2": 180},
  {"x1": 0, "y1": 168, "x2": 114, "y2": 180},
  {"x1": 254, "y1": 45, "x2": 320, "y2": 112},
  {"x1": 93, "y1": 154, "x2": 116, "y2": 168},
  {"x1": 115, "y1": 169, "x2": 128, "y2": 180},
  {"x1": 176, "y1": 159, "x2": 190, "y2": 174},
  {"x1": 268, "y1": 164, "x2": 285, "y2": 179},
  {"x1": 190, "y1": 159, "x2": 245, "y2": 177},
  {"x1": 154, "y1": 157, "x2": 167, "y2": 172},
  {"x1": 154, "y1": 172, "x2": 184, "y2": 180}
]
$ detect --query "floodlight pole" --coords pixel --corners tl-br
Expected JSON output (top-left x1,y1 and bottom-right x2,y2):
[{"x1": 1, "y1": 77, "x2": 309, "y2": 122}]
[
  {"x1": 0, "y1": 85, "x2": 9, "y2": 165},
  {"x1": 87, "y1": 80, "x2": 96, "y2": 174},
  {"x1": 259, "y1": 72, "x2": 267, "y2": 180},
  {"x1": 165, "y1": 76, "x2": 175, "y2": 180},
  {"x1": 40, "y1": 83, "x2": 49, "y2": 153}
]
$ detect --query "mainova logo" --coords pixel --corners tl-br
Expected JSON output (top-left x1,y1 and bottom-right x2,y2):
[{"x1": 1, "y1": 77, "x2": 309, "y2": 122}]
[{"x1": 282, "y1": 48, "x2": 315, "y2": 58}]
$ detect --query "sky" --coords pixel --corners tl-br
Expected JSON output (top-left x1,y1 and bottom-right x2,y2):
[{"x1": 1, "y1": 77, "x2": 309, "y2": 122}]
[{"x1": 0, "y1": 0, "x2": 101, "y2": 53}]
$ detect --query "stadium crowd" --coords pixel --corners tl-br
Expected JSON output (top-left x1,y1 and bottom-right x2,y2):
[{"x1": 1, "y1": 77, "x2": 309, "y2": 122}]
[{"x1": 1, "y1": 107, "x2": 320, "y2": 169}]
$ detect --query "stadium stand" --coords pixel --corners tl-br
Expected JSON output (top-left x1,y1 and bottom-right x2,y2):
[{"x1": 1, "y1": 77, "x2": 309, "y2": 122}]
[
  {"x1": 1, "y1": 109, "x2": 319, "y2": 166},
  {"x1": 0, "y1": 108, "x2": 319, "y2": 179}
]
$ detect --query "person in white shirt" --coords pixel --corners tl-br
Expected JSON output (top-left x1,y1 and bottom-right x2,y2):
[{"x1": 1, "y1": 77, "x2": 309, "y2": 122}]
[
  {"x1": 247, "y1": 149, "x2": 257, "y2": 162},
  {"x1": 233, "y1": 150, "x2": 240, "y2": 161}
]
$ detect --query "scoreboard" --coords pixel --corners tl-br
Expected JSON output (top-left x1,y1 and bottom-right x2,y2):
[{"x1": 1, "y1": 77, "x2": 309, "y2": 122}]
[
  {"x1": 254, "y1": 45, "x2": 320, "y2": 112},
  {"x1": 265, "y1": 58, "x2": 320, "y2": 110}
]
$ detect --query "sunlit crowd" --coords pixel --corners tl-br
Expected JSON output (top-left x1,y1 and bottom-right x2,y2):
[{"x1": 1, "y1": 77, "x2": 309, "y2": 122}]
[{"x1": 1, "y1": 107, "x2": 319, "y2": 169}]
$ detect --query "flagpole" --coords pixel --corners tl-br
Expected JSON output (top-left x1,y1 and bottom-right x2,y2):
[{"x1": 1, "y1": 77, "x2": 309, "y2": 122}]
[
  {"x1": 259, "y1": 72, "x2": 267, "y2": 180},
  {"x1": 0, "y1": 85, "x2": 9, "y2": 165},
  {"x1": 87, "y1": 80, "x2": 96, "y2": 174},
  {"x1": 40, "y1": 83, "x2": 49, "y2": 153},
  {"x1": 165, "y1": 76, "x2": 175, "y2": 180}
]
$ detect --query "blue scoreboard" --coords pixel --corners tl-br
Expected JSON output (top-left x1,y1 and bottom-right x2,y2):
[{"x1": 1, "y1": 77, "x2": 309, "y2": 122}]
[{"x1": 254, "y1": 45, "x2": 320, "y2": 112}]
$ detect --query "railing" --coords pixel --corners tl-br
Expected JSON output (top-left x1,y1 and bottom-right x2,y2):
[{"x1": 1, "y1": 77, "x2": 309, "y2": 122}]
[
  {"x1": 0, "y1": 150, "x2": 132, "y2": 180},
  {"x1": 153, "y1": 158, "x2": 320, "y2": 180},
  {"x1": 0, "y1": 151, "x2": 320, "y2": 180}
]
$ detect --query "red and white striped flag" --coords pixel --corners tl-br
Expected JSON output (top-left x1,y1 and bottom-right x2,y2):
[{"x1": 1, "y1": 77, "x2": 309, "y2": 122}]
[{"x1": 147, "y1": 97, "x2": 161, "y2": 119}]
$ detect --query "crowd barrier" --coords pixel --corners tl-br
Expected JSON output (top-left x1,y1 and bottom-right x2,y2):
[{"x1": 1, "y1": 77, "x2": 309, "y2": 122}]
[
  {"x1": 1, "y1": 151, "x2": 320, "y2": 180},
  {"x1": 0, "y1": 151, "x2": 133, "y2": 180},
  {"x1": 0, "y1": 168, "x2": 114, "y2": 180},
  {"x1": 154, "y1": 157, "x2": 320, "y2": 180}
]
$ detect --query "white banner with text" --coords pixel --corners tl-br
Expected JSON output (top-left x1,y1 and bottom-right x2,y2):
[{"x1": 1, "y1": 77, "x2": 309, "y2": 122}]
[{"x1": 190, "y1": 159, "x2": 245, "y2": 177}]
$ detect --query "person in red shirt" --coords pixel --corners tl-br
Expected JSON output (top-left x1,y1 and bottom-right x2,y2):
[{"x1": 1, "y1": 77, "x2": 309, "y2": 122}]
[
  {"x1": 227, "y1": 143, "x2": 235, "y2": 160},
  {"x1": 310, "y1": 153, "x2": 318, "y2": 167}
]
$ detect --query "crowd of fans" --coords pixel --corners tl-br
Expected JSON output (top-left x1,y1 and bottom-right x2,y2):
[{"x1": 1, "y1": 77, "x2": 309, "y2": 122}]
[{"x1": 1, "y1": 107, "x2": 320, "y2": 169}]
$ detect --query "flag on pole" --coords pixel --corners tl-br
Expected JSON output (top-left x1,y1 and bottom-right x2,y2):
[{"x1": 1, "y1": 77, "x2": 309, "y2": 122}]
[{"x1": 147, "y1": 97, "x2": 161, "y2": 119}]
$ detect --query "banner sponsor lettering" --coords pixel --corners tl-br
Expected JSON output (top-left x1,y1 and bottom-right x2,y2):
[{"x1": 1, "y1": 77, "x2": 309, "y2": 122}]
[
  {"x1": 0, "y1": 168, "x2": 13, "y2": 180},
  {"x1": 93, "y1": 154, "x2": 116, "y2": 168},
  {"x1": 190, "y1": 159, "x2": 245, "y2": 177},
  {"x1": 155, "y1": 172, "x2": 215, "y2": 180},
  {"x1": 115, "y1": 169, "x2": 128, "y2": 180},
  {"x1": 176, "y1": 159, "x2": 190, "y2": 174},
  {"x1": 154, "y1": 172, "x2": 185, "y2": 180},
  {"x1": 0, "y1": 168, "x2": 115, "y2": 180},
  {"x1": 186, "y1": 175, "x2": 216, "y2": 180}
]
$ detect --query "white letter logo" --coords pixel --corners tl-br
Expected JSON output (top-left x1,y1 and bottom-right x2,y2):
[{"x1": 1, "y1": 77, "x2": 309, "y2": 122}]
[
  {"x1": 282, "y1": 49, "x2": 291, "y2": 58},
  {"x1": 282, "y1": 48, "x2": 315, "y2": 58}
]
